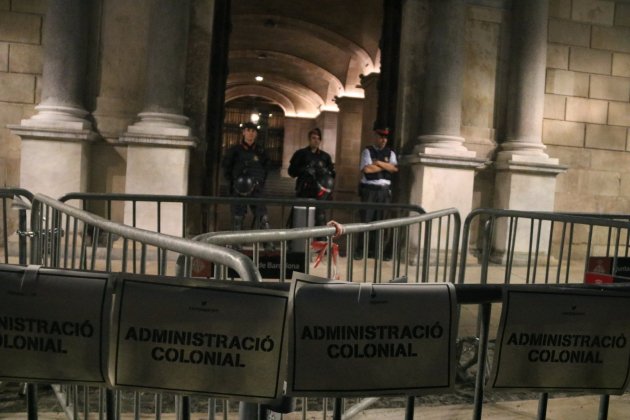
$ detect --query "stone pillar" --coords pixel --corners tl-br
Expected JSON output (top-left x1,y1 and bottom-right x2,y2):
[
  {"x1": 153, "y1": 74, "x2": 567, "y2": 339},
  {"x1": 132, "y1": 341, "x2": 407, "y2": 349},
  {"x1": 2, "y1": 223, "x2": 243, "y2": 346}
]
[
  {"x1": 120, "y1": 0, "x2": 196, "y2": 236},
  {"x1": 401, "y1": 0, "x2": 485, "y2": 219},
  {"x1": 10, "y1": 0, "x2": 97, "y2": 198},
  {"x1": 396, "y1": 0, "x2": 429, "y2": 152},
  {"x1": 359, "y1": 73, "x2": 379, "y2": 151},
  {"x1": 334, "y1": 96, "x2": 364, "y2": 202},
  {"x1": 493, "y1": 0, "x2": 567, "y2": 261}
]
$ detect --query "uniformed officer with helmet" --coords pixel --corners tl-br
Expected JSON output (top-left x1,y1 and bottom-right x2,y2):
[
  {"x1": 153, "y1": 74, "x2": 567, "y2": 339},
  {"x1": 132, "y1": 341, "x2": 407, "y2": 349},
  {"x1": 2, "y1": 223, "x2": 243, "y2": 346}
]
[
  {"x1": 222, "y1": 122, "x2": 273, "y2": 243},
  {"x1": 288, "y1": 128, "x2": 335, "y2": 226}
]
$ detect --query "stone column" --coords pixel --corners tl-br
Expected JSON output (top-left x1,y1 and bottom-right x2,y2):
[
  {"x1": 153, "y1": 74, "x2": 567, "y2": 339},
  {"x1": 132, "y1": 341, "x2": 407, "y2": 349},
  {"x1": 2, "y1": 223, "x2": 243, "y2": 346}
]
[
  {"x1": 120, "y1": 0, "x2": 196, "y2": 236},
  {"x1": 401, "y1": 0, "x2": 485, "y2": 219},
  {"x1": 492, "y1": 0, "x2": 567, "y2": 261},
  {"x1": 334, "y1": 96, "x2": 364, "y2": 202},
  {"x1": 359, "y1": 73, "x2": 379, "y2": 151},
  {"x1": 396, "y1": 0, "x2": 428, "y2": 152},
  {"x1": 10, "y1": 0, "x2": 97, "y2": 198}
]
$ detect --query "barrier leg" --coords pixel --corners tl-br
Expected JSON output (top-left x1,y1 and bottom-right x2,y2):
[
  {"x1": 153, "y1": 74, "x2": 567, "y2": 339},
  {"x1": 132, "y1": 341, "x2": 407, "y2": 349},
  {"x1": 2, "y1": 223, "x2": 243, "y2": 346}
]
[
  {"x1": 473, "y1": 303, "x2": 492, "y2": 420},
  {"x1": 239, "y1": 401, "x2": 261, "y2": 420},
  {"x1": 180, "y1": 395, "x2": 190, "y2": 420},
  {"x1": 598, "y1": 395, "x2": 609, "y2": 420},
  {"x1": 26, "y1": 383, "x2": 37, "y2": 420},
  {"x1": 105, "y1": 389, "x2": 116, "y2": 420},
  {"x1": 537, "y1": 393, "x2": 548, "y2": 420},
  {"x1": 332, "y1": 397, "x2": 342, "y2": 420},
  {"x1": 405, "y1": 396, "x2": 415, "y2": 420}
]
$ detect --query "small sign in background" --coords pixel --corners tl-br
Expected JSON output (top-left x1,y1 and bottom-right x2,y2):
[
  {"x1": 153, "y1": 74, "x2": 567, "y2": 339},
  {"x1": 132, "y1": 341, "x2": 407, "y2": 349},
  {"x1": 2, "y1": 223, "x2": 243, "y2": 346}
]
[{"x1": 192, "y1": 251, "x2": 305, "y2": 279}]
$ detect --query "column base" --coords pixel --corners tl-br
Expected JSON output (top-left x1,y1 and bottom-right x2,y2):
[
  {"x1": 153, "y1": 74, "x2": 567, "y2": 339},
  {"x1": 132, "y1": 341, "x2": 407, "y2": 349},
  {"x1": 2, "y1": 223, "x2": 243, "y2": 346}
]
[
  {"x1": 492, "y1": 153, "x2": 568, "y2": 258},
  {"x1": 401, "y1": 148, "x2": 486, "y2": 256},
  {"x1": 416, "y1": 134, "x2": 471, "y2": 154},
  {"x1": 9, "y1": 122, "x2": 98, "y2": 197},
  {"x1": 20, "y1": 104, "x2": 93, "y2": 130},
  {"x1": 403, "y1": 149, "x2": 487, "y2": 215},
  {"x1": 122, "y1": 141, "x2": 195, "y2": 237},
  {"x1": 125, "y1": 112, "x2": 193, "y2": 138}
]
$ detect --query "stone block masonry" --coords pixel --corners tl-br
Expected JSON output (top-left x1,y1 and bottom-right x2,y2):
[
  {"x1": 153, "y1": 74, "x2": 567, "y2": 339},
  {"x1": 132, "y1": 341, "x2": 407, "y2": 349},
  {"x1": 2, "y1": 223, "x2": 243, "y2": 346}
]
[{"x1": 0, "y1": 12, "x2": 41, "y2": 44}]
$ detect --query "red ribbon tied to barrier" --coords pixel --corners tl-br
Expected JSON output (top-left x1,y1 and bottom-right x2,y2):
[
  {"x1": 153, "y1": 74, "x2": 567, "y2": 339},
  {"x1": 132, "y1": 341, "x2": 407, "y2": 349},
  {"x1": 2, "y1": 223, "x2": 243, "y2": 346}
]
[{"x1": 311, "y1": 240, "x2": 339, "y2": 269}]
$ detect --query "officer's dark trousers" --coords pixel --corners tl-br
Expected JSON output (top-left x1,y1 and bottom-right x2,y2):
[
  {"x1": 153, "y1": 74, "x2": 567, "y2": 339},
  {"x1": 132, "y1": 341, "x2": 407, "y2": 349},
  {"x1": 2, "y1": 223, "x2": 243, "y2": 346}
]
[
  {"x1": 355, "y1": 183, "x2": 391, "y2": 257},
  {"x1": 231, "y1": 188, "x2": 268, "y2": 220}
]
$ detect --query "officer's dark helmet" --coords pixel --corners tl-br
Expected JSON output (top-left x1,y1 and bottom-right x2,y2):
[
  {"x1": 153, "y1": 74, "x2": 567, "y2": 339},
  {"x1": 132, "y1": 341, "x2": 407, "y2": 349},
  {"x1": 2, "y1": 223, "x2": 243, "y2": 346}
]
[
  {"x1": 234, "y1": 175, "x2": 256, "y2": 196},
  {"x1": 316, "y1": 173, "x2": 335, "y2": 199}
]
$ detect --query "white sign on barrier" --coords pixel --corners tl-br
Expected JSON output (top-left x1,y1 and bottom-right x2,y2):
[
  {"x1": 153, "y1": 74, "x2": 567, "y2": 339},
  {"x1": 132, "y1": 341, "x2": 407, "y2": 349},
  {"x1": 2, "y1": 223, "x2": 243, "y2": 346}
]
[
  {"x1": 288, "y1": 273, "x2": 456, "y2": 396},
  {"x1": 108, "y1": 274, "x2": 289, "y2": 402},
  {"x1": 0, "y1": 264, "x2": 109, "y2": 384},
  {"x1": 490, "y1": 287, "x2": 630, "y2": 394}
]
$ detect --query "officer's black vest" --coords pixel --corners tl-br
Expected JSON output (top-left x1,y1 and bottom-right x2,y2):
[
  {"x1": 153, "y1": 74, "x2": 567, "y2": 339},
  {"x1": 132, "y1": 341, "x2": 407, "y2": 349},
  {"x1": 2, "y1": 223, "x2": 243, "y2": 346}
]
[
  {"x1": 364, "y1": 146, "x2": 393, "y2": 181},
  {"x1": 231, "y1": 143, "x2": 266, "y2": 183}
]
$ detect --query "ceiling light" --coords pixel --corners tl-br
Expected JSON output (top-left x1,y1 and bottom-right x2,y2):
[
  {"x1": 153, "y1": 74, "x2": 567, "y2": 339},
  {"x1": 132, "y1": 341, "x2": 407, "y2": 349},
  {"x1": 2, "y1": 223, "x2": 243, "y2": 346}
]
[
  {"x1": 250, "y1": 113, "x2": 260, "y2": 123},
  {"x1": 255, "y1": 75, "x2": 263, "y2": 82}
]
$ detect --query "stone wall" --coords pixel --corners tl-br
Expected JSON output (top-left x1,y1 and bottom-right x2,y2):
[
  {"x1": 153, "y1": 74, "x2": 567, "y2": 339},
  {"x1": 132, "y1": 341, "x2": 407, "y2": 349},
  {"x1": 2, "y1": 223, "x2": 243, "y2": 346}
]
[
  {"x1": 0, "y1": 0, "x2": 44, "y2": 189},
  {"x1": 4, "y1": 0, "x2": 630, "y2": 225},
  {"x1": 545, "y1": 0, "x2": 630, "y2": 213},
  {"x1": 0, "y1": 0, "x2": 44, "y2": 239}
]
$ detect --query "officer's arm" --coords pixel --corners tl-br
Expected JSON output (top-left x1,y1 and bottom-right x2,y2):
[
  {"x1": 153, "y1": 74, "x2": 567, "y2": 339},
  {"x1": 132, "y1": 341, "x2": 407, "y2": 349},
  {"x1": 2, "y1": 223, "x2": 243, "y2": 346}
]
[
  {"x1": 360, "y1": 148, "x2": 381, "y2": 174},
  {"x1": 363, "y1": 163, "x2": 383, "y2": 174},
  {"x1": 375, "y1": 160, "x2": 398, "y2": 173},
  {"x1": 222, "y1": 148, "x2": 234, "y2": 180},
  {"x1": 288, "y1": 151, "x2": 301, "y2": 178}
]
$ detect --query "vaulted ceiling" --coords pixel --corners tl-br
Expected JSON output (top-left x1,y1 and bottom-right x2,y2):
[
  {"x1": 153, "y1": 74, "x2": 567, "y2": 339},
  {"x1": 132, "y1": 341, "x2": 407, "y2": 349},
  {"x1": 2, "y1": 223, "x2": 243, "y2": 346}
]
[{"x1": 227, "y1": 0, "x2": 384, "y2": 117}]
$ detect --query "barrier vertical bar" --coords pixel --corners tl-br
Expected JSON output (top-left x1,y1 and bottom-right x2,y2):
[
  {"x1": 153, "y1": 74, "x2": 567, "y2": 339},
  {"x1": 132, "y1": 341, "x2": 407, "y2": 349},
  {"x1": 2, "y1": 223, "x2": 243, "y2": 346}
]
[
  {"x1": 19, "y1": 203, "x2": 27, "y2": 265},
  {"x1": 72, "y1": 385, "x2": 78, "y2": 419},
  {"x1": 156, "y1": 393, "x2": 162, "y2": 420},
  {"x1": 473, "y1": 303, "x2": 492, "y2": 420},
  {"x1": 2, "y1": 197, "x2": 8, "y2": 263},
  {"x1": 181, "y1": 395, "x2": 190, "y2": 420},
  {"x1": 208, "y1": 397, "x2": 216, "y2": 420},
  {"x1": 332, "y1": 397, "x2": 342, "y2": 420},
  {"x1": 26, "y1": 383, "x2": 38, "y2": 420},
  {"x1": 83, "y1": 386, "x2": 89, "y2": 420},
  {"x1": 422, "y1": 220, "x2": 431, "y2": 283},
  {"x1": 598, "y1": 395, "x2": 609, "y2": 420},
  {"x1": 537, "y1": 393, "x2": 548, "y2": 420},
  {"x1": 105, "y1": 388, "x2": 116, "y2": 420},
  {"x1": 405, "y1": 396, "x2": 415, "y2": 420},
  {"x1": 134, "y1": 391, "x2": 140, "y2": 420}
]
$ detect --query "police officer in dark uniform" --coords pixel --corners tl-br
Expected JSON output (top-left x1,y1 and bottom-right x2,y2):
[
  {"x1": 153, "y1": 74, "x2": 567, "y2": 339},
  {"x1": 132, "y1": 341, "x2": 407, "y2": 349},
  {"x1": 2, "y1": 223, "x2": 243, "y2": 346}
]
[
  {"x1": 222, "y1": 122, "x2": 273, "y2": 245},
  {"x1": 354, "y1": 126, "x2": 398, "y2": 260},
  {"x1": 288, "y1": 128, "x2": 335, "y2": 226}
]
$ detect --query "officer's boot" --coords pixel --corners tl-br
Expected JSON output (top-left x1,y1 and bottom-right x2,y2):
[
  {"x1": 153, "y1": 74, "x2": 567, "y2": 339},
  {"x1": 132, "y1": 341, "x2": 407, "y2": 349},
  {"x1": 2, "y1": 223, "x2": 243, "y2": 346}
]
[
  {"x1": 260, "y1": 215, "x2": 276, "y2": 252},
  {"x1": 232, "y1": 215, "x2": 244, "y2": 251}
]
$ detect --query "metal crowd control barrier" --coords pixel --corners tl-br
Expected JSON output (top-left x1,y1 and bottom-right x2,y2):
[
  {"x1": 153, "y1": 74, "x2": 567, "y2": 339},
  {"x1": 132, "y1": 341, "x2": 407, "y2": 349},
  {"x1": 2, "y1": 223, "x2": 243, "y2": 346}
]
[
  {"x1": 0, "y1": 188, "x2": 32, "y2": 265},
  {"x1": 186, "y1": 207, "x2": 460, "y2": 285},
  {"x1": 458, "y1": 208, "x2": 630, "y2": 419},
  {"x1": 3, "y1": 194, "x2": 630, "y2": 419},
  {"x1": 21, "y1": 193, "x2": 460, "y2": 420},
  {"x1": 58, "y1": 192, "x2": 426, "y2": 232},
  {"x1": 24, "y1": 193, "x2": 263, "y2": 420}
]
